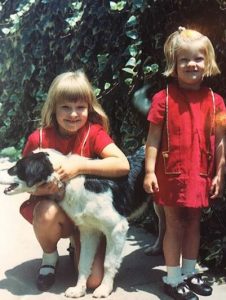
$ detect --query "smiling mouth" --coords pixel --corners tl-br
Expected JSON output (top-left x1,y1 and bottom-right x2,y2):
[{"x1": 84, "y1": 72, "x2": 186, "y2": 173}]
[
  {"x1": 65, "y1": 119, "x2": 80, "y2": 124},
  {"x1": 4, "y1": 183, "x2": 19, "y2": 194}
]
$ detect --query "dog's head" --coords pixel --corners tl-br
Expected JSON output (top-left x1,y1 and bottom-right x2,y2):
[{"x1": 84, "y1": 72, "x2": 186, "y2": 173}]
[{"x1": 2, "y1": 152, "x2": 54, "y2": 195}]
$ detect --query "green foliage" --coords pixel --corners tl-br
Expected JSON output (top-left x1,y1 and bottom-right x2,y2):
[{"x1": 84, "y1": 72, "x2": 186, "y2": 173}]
[{"x1": 1, "y1": 0, "x2": 226, "y2": 270}]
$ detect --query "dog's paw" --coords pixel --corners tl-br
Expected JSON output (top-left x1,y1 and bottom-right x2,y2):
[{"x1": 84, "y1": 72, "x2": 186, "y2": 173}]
[
  {"x1": 92, "y1": 283, "x2": 113, "y2": 298},
  {"x1": 65, "y1": 286, "x2": 86, "y2": 298}
]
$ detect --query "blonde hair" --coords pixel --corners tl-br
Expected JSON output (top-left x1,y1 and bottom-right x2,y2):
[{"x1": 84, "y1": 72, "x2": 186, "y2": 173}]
[
  {"x1": 41, "y1": 71, "x2": 109, "y2": 132},
  {"x1": 163, "y1": 26, "x2": 220, "y2": 77}
]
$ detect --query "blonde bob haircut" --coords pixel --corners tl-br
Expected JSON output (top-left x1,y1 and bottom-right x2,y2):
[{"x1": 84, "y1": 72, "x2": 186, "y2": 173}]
[
  {"x1": 163, "y1": 27, "x2": 220, "y2": 77},
  {"x1": 41, "y1": 71, "x2": 109, "y2": 132}
]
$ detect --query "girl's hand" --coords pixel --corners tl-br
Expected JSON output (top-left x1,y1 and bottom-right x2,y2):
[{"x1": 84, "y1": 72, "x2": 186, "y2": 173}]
[
  {"x1": 32, "y1": 182, "x2": 59, "y2": 196},
  {"x1": 143, "y1": 172, "x2": 159, "y2": 194},
  {"x1": 55, "y1": 156, "x2": 87, "y2": 181},
  {"x1": 209, "y1": 175, "x2": 223, "y2": 199}
]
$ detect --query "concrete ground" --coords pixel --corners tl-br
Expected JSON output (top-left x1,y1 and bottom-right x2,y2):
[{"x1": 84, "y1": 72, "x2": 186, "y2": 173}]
[{"x1": 0, "y1": 184, "x2": 226, "y2": 300}]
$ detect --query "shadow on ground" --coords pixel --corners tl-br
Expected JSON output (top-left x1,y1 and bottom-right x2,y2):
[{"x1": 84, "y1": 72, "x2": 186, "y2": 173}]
[
  {"x1": 0, "y1": 226, "x2": 166, "y2": 298},
  {"x1": 0, "y1": 255, "x2": 76, "y2": 296}
]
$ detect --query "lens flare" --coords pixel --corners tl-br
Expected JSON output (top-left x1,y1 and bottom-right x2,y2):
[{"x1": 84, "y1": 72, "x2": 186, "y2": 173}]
[{"x1": 216, "y1": 111, "x2": 226, "y2": 127}]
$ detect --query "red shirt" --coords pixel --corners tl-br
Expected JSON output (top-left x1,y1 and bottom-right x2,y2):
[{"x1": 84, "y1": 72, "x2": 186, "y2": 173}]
[
  {"x1": 20, "y1": 122, "x2": 113, "y2": 224},
  {"x1": 23, "y1": 122, "x2": 113, "y2": 158},
  {"x1": 147, "y1": 84, "x2": 225, "y2": 208}
]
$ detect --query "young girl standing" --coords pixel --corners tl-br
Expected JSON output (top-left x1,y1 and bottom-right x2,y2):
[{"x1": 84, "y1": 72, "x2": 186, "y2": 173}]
[
  {"x1": 20, "y1": 71, "x2": 130, "y2": 291},
  {"x1": 144, "y1": 27, "x2": 225, "y2": 300}
]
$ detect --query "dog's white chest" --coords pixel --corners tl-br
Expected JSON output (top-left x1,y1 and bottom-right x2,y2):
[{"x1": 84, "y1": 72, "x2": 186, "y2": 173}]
[{"x1": 60, "y1": 176, "x2": 122, "y2": 230}]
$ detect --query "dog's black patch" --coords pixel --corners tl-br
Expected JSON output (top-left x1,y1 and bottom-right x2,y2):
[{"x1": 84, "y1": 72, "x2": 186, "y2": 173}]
[
  {"x1": 84, "y1": 146, "x2": 149, "y2": 217},
  {"x1": 8, "y1": 152, "x2": 53, "y2": 187},
  {"x1": 84, "y1": 178, "x2": 113, "y2": 194}
]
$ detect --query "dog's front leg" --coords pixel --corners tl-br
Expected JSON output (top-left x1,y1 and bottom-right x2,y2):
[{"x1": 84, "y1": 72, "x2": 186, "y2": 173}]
[
  {"x1": 93, "y1": 219, "x2": 129, "y2": 298},
  {"x1": 65, "y1": 228, "x2": 100, "y2": 298}
]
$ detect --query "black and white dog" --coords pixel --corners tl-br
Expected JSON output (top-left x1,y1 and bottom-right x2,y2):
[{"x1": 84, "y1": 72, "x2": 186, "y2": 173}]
[{"x1": 0, "y1": 146, "x2": 149, "y2": 298}]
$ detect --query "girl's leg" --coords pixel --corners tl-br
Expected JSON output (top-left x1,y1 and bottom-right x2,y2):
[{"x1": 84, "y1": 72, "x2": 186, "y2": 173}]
[
  {"x1": 182, "y1": 208, "x2": 201, "y2": 271},
  {"x1": 163, "y1": 206, "x2": 184, "y2": 268},
  {"x1": 181, "y1": 208, "x2": 201, "y2": 277},
  {"x1": 33, "y1": 200, "x2": 74, "y2": 290},
  {"x1": 73, "y1": 230, "x2": 106, "y2": 289},
  {"x1": 163, "y1": 206, "x2": 199, "y2": 300},
  {"x1": 33, "y1": 200, "x2": 74, "y2": 251},
  {"x1": 181, "y1": 208, "x2": 212, "y2": 296}
]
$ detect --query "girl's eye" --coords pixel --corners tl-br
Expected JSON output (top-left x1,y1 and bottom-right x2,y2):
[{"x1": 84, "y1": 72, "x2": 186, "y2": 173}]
[
  {"x1": 179, "y1": 58, "x2": 188, "y2": 63},
  {"x1": 196, "y1": 57, "x2": 204, "y2": 62}
]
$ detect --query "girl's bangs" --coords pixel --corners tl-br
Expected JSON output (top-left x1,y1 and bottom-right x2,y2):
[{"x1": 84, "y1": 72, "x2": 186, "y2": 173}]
[{"x1": 56, "y1": 81, "x2": 90, "y2": 104}]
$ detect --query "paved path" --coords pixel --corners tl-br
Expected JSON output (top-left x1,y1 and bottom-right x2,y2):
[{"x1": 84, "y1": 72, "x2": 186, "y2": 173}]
[{"x1": 0, "y1": 185, "x2": 226, "y2": 300}]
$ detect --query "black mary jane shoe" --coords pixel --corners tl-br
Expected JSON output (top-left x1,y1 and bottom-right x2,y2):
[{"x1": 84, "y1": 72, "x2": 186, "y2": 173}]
[
  {"x1": 164, "y1": 282, "x2": 199, "y2": 300},
  {"x1": 185, "y1": 274, "x2": 212, "y2": 296},
  {"x1": 36, "y1": 265, "x2": 56, "y2": 291}
]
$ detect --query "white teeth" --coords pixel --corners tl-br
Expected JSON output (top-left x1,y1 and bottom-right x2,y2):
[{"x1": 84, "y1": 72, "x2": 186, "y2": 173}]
[{"x1": 4, "y1": 183, "x2": 19, "y2": 194}]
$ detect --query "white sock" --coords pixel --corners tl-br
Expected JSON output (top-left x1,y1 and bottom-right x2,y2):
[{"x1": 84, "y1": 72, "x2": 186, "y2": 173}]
[
  {"x1": 39, "y1": 250, "x2": 58, "y2": 275},
  {"x1": 181, "y1": 258, "x2": 197, "y2": 277},
  {"x1": 163, "y1": 266, "x2": 183, "y2": 286}
]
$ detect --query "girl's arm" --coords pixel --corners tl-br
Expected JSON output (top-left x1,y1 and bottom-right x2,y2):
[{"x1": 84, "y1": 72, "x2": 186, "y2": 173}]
[
  {"x1": 57, "y1": 143, "x2": 130, "y2": 181},
  {"x1": 210, "y1": 127, "x2": 225, "y2": 199},
  {"x1": 32, "y1": 144, "x2": 130, "y2": 195},
  {"x1": 143, "y1": 122, "x2": 162, "y2": 194}
]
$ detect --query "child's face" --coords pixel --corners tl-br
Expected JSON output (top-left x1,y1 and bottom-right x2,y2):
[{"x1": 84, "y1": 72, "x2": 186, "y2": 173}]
[
  {"x1": 55, "y1": 99, "x2": 88, "y2": 136},
  {"x1": 176, "y1": 40, "x2": 205, "y2": 90}
]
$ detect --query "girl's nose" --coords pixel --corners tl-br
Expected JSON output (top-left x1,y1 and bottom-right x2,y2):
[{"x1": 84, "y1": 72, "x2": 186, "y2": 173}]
[
  {"x1": 70, "y1": 110, "x2": 78, "y2": 117},
  {"x1": 187, "y1": 60, "x2": 196, "y2": 67}
]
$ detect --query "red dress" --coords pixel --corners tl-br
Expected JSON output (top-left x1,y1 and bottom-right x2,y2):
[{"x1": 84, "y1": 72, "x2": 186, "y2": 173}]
[
  {"x1": 147, "y1": 84, "x2": 225, "y2": 208},
  {"x1": 20, "y1": 122, "x2": 113, "y2": 223}
]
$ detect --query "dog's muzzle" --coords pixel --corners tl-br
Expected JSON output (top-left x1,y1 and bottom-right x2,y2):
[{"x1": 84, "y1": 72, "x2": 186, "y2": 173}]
[{"x1": 4, "y1": 183, "x2": 19, "y2": 194}]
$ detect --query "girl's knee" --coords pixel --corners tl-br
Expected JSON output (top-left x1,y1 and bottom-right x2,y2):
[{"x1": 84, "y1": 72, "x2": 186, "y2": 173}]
[
  {"x1": 87, "y1": 274, "x2": 103, "y2": 289},
  {"x1": 33, "y1": 200, "x2": 60, "y2": 226},
  {"x1": 33, "y1": 200, "x2": 74, "y2": 237}
]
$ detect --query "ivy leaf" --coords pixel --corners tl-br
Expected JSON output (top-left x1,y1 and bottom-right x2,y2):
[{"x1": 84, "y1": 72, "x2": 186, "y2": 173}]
[
  {"x1": 94, "y1": 88, "x2": 101, "y2": 96},
  {"x1": 124, "y1": 78, "x2": 133, "y2": 85},
  {"x1": 97, "y1": 54, "x2": 109, "y2": 72},
  {"x1": 128, "y1": 44, "x2": 138, "y2": 57},
  {"x1": 143, "y1": 63, "x2": 159, "y2": 74},
  {"x1": 2, "y1": 28, "x2": 10, "y2": 35},
  {"x1": 122, "y1": 67, "x2": 136, "y2": 75},
  {"x1": 126, "y1": 57, "x2": 136, "y2": 67},
  {"x1": 104, "y1": 82, "x2": 111, "y2": 90},
  {"x1": 126, "y1": 29, "x2": 138, "y2": 40},
  {"x1": 126, "y1": 15, "x2": 137, "y2": 27},
  {"x1": 132, "y1": 0, "x2": 144, "y2": 9},
  {"x1": 110, "y1": 1, "x2": 126, "y2": 11}
]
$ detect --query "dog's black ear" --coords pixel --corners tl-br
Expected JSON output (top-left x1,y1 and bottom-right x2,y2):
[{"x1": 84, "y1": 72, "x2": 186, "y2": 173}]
[{"x1": 8, "y1": 165, "x2": 17, "y2": 176}]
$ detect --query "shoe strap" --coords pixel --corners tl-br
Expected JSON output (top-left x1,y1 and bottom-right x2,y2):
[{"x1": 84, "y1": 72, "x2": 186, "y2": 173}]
[
  {"x1": 177, "y1": 282, "x2": 190, "y2": 294},
  {"x1": 40, "y1": 265, "x2": 56, "y2": 270}
]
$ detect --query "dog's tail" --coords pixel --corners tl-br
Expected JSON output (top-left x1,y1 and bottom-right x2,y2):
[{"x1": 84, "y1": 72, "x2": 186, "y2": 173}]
[{"x1": 113, "y1": 146, "x2": 150, "y2": 218}]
